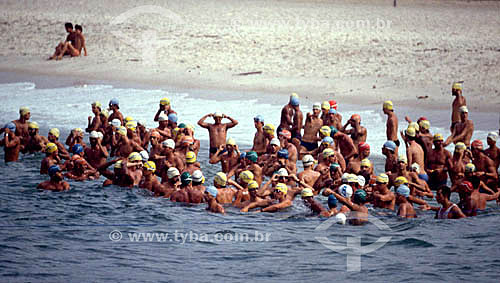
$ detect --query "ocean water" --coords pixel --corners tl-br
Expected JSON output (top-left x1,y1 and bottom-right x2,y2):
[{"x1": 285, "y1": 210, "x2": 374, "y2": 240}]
[{"x1": 1, "y1": 82, "x2": 499, "y2": 282}]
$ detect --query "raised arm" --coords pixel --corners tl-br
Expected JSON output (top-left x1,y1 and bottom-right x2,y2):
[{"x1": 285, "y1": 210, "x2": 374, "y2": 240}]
[
  {"x1": 197, "y1": 113, "x2": 212, "y2": 128},
  {"x1": 223, "y1": 114, "x2": 238, "y2": 129}
]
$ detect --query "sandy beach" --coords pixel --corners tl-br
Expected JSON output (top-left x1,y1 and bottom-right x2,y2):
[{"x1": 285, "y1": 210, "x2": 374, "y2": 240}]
[{"x1": 0, "y1": 0, "x2": 499, "y2": 111}]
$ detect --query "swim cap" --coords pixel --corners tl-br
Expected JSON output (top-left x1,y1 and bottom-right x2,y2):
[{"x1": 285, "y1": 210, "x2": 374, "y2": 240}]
[
  {"x1": 383, "y1": 140, "x2": 397, "y2": 152},
  {"x1": 270, "y1": 138, "x2": 280, "y2": 146},
  {"x1": 376, "y1": 173, "x2": 389, "y2": 184},
  {"x1": 465, "y1": 163, "x2": 476, "y2": 173},
  {"x1": 97, "y1": 132, "x2": 104, "y2": 140},
  {"x1": 341, "y1": 173, "x2": 349, "y2": 183},
  {"x1": 158, "y1": 113, "x2": 168, "y2": 122},
  {"x1": 460, "y1": 181, "x2": 473, "y2": 193},
  {"x1": 277, "y1": 149, "x2": 289, "y2": 159},
  {"x1": 459, "y1": 106, "x2": 468, "y2": 113},
  {"x1": 139, "y1": 150, "x2": 149, "y2": 162},
  {"x1": 247, "y1": 180, "x2": 259, "y2": 190},
  {"x1": 89, "y1": 131, "x2": 100, "y2": 139},
  {"x1": 239, "y1": 152, "x2": 246, "y2": 160},
  {"x1": 167, "y1": 167, "x2": 180, "y2": 179},
  {"x1": 45, "y1": 143, "x2": 58, "y2": 154},
  {"x1": 335, "y1": 213, "x2": 347, "y2": 225},
  {"x1": 383, "y1": 100, "x2": 393, "y2": 110},
  {"x1": 276, "y1": 183, "x2": 288, "y2": 194},
  {"x1": 116, "y1": 126, "x2": 127, "y2": 136},
  {"x1": 321, "y1": 101, "x2": 330, "y2": 110},
  {"x1": 354, "y1": 189, "x2": 367, "y2": 203},
  {"x1": 181, "y1": 172, "x2": 192, "y2": 185},
  {"x1": 329, "y1": 100, "x2": 338, "y2": 109},
  {"x1": 92, "y1": 101, "x2": 102, "y2": 109},
  {"x1": 328, "y1": 194, "x2": 338, "y2": 207},
  {"x1": 329, "y1": 126, "x2": 338, "y2": 136},
  {"x1": 405, "y1": 127, "x2": 416, "y2": 137},
  {"x1": 302, "y1": 154, "x2": 315, "y2": 166},
  {"x1": 125, "y1": 121, "x2": 137, "y2": 131},
  {"x1": 360, "y1": 158, "x2": 371, "y2": 168},
  {"x1": 226, "y1": 137, "x2": 236, "y2": 146},
  {"x1": 322, "y1": 136, "x2": 334, "y2": 145},
  {"x1": 160, "y1": 97, "x2": 170, "y2": 106},
  {"x1": 162, "y1": 139, "x2": 175, "y2": 149},
  {"x1": 263, "y1": 124, "x2": 275, "y2": 135},
  {"x1": 48, "y1": 165, "x2": 61, "y2": 177},
  {"x1": 452, "y1": 82, "x2": 462, "y2": 90},
  {"x1": 19, "y1": 106, "x2": 30, "y2": 116},
  {"x1": 487, "y1": 131, "x2": 499, "y2": 142},
  {"x1": 239, "y1": 170, "x2": 254, "y2": 184},
  {"x1": 330, "y1": 163, "x2": 340, "y2": 171},
  {"x1": 328, "y1": 108, "x2": 337, "y2": 114},
  {"x1": 186, "y1": 151, "x2": 196, "y2": 163},
  {"x1": 4, "y1": 122, "x2": 16, "y2": 132},
  {"x1": 351, "y1": 114, "x2": 361, "y2": 122},
  {"x1": 347, "y1": 174, "x2": 358, "y2": 184},
  {"x1": 319, "y1": 126, "x2": 331, "y2": 137},
  {"x1": 454, "y1": 142, "x2": 466, "y2": 152},
  {"x1": 182, "y1": 136, "x2": 194, "y2": 145},
  {"x1": 179, "y1": 123, "x2": 188, "y2": 130},
  {"x1": 168, "y1": 113, "x2": 178, "y2": 123},
  {"x1": 214, "y1": 172, "x2": 227, "y2": 186},
  {"x1": 150, "y1": 131, "x2": 161, "y2": 139},
  {"x1": 394, "y1": 176, "x2": 409, "y2": 186},
  {"x1": 408, "y1": 122, "x2": 419, "y2": 132},
  {"x1": 109, "y1": 98, "x2": 119, "y2": 107},
  {"x1": 277, "y1": 168, "x2": 289, "y2": 177},
  {"x1": 192, "y1": 170, "x2": 204, "y2": 183},
  {"x1": 128, "y1": 152, "x2": 142, "y2": 162},
  {"x1": 411, "y1": 163, "x2": 420, "y2": 173},
  {"x1": 110, "y1": 119, "x2": 121, "y2": 128},
  {"x1": 205, "y1": 186, "x2": 218, "y2": 197},
  {"x1": 419, "y1": 119, "x2": 430, "y2": 130},
  {"x1": 254, "y1": 115, "x2": 264, "y2": 123},
  {"x1": 246, "y1": 151, "x2": 258, "y2": 163},
  {"x1": 396, "y1": 185, "x2": 410, "y2": 197},
  {"x1": 471, "y1": 140, "x2": 483, "y2": 149},
  {"x1": 279, "y1": 129, "x2": 292, "y2": 140},
  {"x1": 301, "y1": 188, "x2": 314, "y2": 198},
  {"x1": 398, "y1": 154, "x2": 408, "y2": 164},
  {"x1": 185, "y1": 124, "x2": 195, "y2": 131},
  {"x1": 339, "y1": 184, "x2": 353, "y2": 198},
  {"x1": 71, "y1": 144, "x2": 84, "y2": 154},
  {"x1": 433, "y1": 133, "x2": 444, "y2": 142},
  {"x1": 114, "y1": 160, "x2": 123, "y2": 169},
  {"x1": 312, "y1": 103, "x2": 321, "y2": 110},
  {"x1": 359, "y1": 142, "x2": 370, "y2": 152},
  {"x1": 357, "y1": 176, "x2": 366, "y2": 187},
  {"x1": 101, "y1": 109, "x2": 110, "y2": 118},
  {"x1": 290, "y1": 96, "x2": 300, "y2": 106},
  {"x1": 143, "y1": 161, "x2": 156, "y2": 172},
  {"x1": 322, "y1": 148, "x2": 335, "y2": 158},
  {"x1": 28, "y1": 122, "x2": 39, "y2": 129}
]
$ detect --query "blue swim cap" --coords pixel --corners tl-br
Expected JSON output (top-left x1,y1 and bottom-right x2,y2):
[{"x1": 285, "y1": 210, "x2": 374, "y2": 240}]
[
  {"x1": 205, "y1": 186, "x2": 218, "y2": 198},
  {"x1": 396, "y1": 185, "x2": 410, "y2": 197},
  {"x1": 328, "y1": 194, "x2": 338, "y2": 207},
  {"x1": 290, "y1": 96, "x2": 300, "y2": 106},
  {"x1": 254, "y1": 115, "x2": 264, "y2": 123},
  {"x1": 277, "y1": 149, "x2": 289, "y2": 159},
  {"x1": 322, "y1": 136, "x2": 334, "y2": 144},
  {"x1": 72, "y1": 144, "x2": 84, "y2": 154},
  {"x1": 383, "y1": 140, "x2": 397, "y2": 152},
  {"x1": 168, "y1": 113, "x2": 178, "y2": 123},
  {"x1": 4, "y1": 122, "x2": 16, "y2": 132},
  {"x1": 329, "y1": 126, "x2": 338, "y2": 136},
  {"x1": 240, "y1": 152, "x2": 247, "y2": 159},
  {"x1": 109, "y1": 98, "x2": 119, "y2": 106},
  {"x1": 329, "y1": 108, "x2": 337, "y2": 114},
  {"x1": 418, "y1": 174, "x2": 429, "y2": 182},
  {"x1": 48, "y1": 165, "x2": 61, "y2": 177},
  {"x1": 178, "y1": 123, "x2": 186, "y2": 129}
]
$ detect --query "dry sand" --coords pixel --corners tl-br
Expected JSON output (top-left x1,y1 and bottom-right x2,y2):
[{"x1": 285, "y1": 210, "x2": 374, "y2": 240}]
[{"x1": 0, "y1": 0, "x2": 499, "y2": 111}]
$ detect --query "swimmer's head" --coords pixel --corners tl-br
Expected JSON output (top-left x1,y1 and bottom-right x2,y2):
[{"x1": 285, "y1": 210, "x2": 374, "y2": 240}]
[
  {"x1": 246, "y1": 151, "x2": 258, "y2": 163},
  {"x1": 321, "y1": 101, "x2": 330, "y2": 111},
  {"x1": 394, "y1": 176, "x2": 409, "y2": 187},
  {"x1": 376, "y1": 173, "x2": 389, "y2": 184},
  {"x1": 19, "y1": 106, "x2": 30, "y2": 117},
  {"x1": 322, "y1": 148, "x2": 335, "y2": 159},
  {"x1": 92, "y1": 101, "x2": 102, "y2": 110},
  {"x1": 49, "y1": 128, "x2": 60, "y2": 139},
  {"x1": 487, "y1": 132, "x2": 499, "y2": 143},
  {"x1": 71, "y1": 144, "x2": 84, "y2": 155},
  {"x1": 454, "y1": 142, "x2": 466, "y2": 153},
  {"x1": 322, "y1": 136, "x2": 334, "y2": 145},
  {"x1": 452, "y1": 82, "x2": 462, "y2": 94},
  {"x1": 139, "y1": 150, "x2": 149, "y2": 162},
  {"x1": 4, "y1": 122, "x2": 16, "y2": 133},
  {"x1": 301, "y1": 188, "x2": 314, "y2": 199},
  {"x1": 143, "y1": 161, "x2": 156, "y2": 173},
  {"x1": 263, "y1": 124, "x2": 275, "y2": 136},
  {"x1": 396, "y1": 185, "x2": 410, "y2": 198},
  {"x1": 339, "y1": 184, "x2": 353, "y2": 199},
  {"x1": 239, "y1": 170, "x2": 254, "y2": 184},
  {"x1": 471, "y1": 140, "x2": 483, "y2": 151},
  {"x1": 350, "y1": 114, "x2": 361, "y2": 123},
  {"x1": 108, "y1": 98, "x2": 119, "y2": 109},
  {"x1": 214, "y1": 172, "x2": 228, "y2": 187},
  {"x1": 319, "y1": 126, "x2": 331, "y2": 137},
  {"x1": 180, "y1": 172, "x2": 192, "y2": 186},
  {"x1": 45, "y1": 143, "x2": 58, "y2": 154},
  {"x1": 433, "y1": 133, "x2": 444, "y2": 143},
  {"x1": 465, "y1": 163, "x2": 476, "y2": 173},
  {"x1": 110, "y1": 119, "x2": 121, "y2": 128},
  {"x1": 168, "y1": 113, "x2": 178, "y2": 123},
  {"x1": 279, "y1": 130, "x2": 292, "y2": 141},
  {"x1": 405, "y1": 127, "x2": 416, "y2": 138},
  {"x1": 205, "y1": 186, "x2": 218, "y2": 198},
  {"x1": 254, "y1": 115, "x2": 264, "y2": 124},
  {"x1": 116, "y1": 126, "x2": 127, "y2": 137},
  {"x1": 302, "y1": 154, "x2": 315, "y2": 167},
  {"x1": 277, "y1": 149, "x2": 289, "y2": 160},
  {"x1": 329, "y1": 100, "x2": 338, "y2": 110},
  {"x1": 160, "y1": 97, "x2": 170, "y2": 106},
  {"x1": 186, "y1": 151, "x2": 196, "y2": 164},
  {"x1": 312, "y1": 102, "x2": 321, "y2": 111},
  {"x1": 167, "y1": 167, "x2": 180, "y2": 179},
  {"x1": 328, "y1": 194, "x2": 338, "y2": 208},
  {"x1": 48, "y1": 165, "x2": 61, "y2": 178},
  {"x1": 162, "y1": 139, "x2": 175, "y2": 150},
  {"x1": 359, "y1": 142, "x2": 370, "y2": 154},
  {"x1": 128, "y1": 152, "x2": 142, "y2": 163},
  {"x1": 192, "y1": 170, "x2": 205, "y2": 184},
  {"x1": 275, "y1": 183, "x2": 288, "y2": 195},
  {"x1": 383, "y1": 140, "x2": 396, "y2": 153},
  {"x1": 383, "y1": 100, "x2": 393, "y2": 111},
  {"x1": 360, "y1": 158, "x2": 371, "y2": 169},
  {"x1": 418, "y1": 119, "x2": 430, "y2": 131},
  {"x1": 354, "y1": 189, "x2": 367, "y2": 203}
]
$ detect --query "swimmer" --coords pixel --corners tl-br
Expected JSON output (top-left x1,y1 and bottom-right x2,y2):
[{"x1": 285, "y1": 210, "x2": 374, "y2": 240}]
[
  {"x1": 47, "y1": 128, "x2": 70, "y2": 160},
  {"x1": 449, "y1": 142, "x2": 468, "y2": 185},
  {"x1": 86, "y1": 101, "x2": 102, "y2": 133},
  {"x1": 278, "y1": 93, "x2": 298, "y2": 134},
  {"x1": 258, "y1": 183, "x2": 293, "y2": 213},
  {"x1": 40, "y1": 143, "x2": 61, "y2": 174},
  {"x1": 263, "y1": 148, "x2": 296, "y2": 176},
  {"x1": 461, "y1": 177, "x2": 500, "y2": 217},
  {"x1": 383, "y1": 101, "x2": 399, "y2": 148},
  {"x1": 188, "y1": 170, "x2": 206, "y2": 203},
  {"x1": 331, "y1": 189, "x2": 369, "y2": 225},
  {"x1": 251, "y1": 115, "x2": 268, "y2": 155},
  {"x1": 65, "y1": 156, "x2": 99, "y2": 181},
  {"x1": 154, "y1": 98, "x2": 177, "y2": 122},
  {"x1": 239, "y1": 181, "x2": 265, "y2": 212},
  {"x1": 13, "y1": 106, "x2": 31, "y2": 149},
  {"x1": 426, "y1": 134, "x2": 453, "y2": 190},
  {"x1": 25, "y1": 122, "x2": 47, "y2": 153},
  {"x1": 112, "y1": 126, "x2": 144, "y2": 158},
  {"x1": 84, "y1": 131, "x2": 109, "y2": 171},
  {"x1": 395, "y1": 185, "x2": 417, "y2": 218},
  {"x1": 372, "y1": 174, "x2": 395, "y2": 210},
  {"x1": 301, "y1": 188, "x2": 329, "y2": 216},
  {"x1": 209, "y1": 138, "x2": 240, "y2": 173},
  {"x1": 325, "y1": 194, "x2": 340, "y2": 217},
  {"x1": 278, "y1": 130, "x2": 298, "y2": 164},
  {"x1": 297, "y1": 155, "x2": 321, "y2": 188},
  {"x1": 341, "y1": 114, "x2": 367, "y2": 147},
  {"x1": 120, "y1": 152, "x2": 143, "y2": 187},
  {"x1": 484, "y1": 132, "x2": 500, "y2": 170},
  {"x1": 213, "y1": 172, "x2": 237, "y2": 204},
  {"x1": 160, "y1": 167, "x2": 181, "y2": 197},
  {"x1": 433, "y1": 186, "x2": 466, "y2": 219},
  {"x1": 2, "y1": 122, "x2": 22, "y2": 162},
  {"x1": 37, "y1": 165, "x2": 70, "y2": 191},
  {"x1": 157, "y1": 139, "x2": 185, "y2": 177},
  {"x1": 107, "y1": 98, "x2": 124, "y2": 126},
  {"x1": 139, "y1": 161, "x2": 165, "y2": 194},
  {"x1": 444, "y1": 106, "x2": 474, "y2": 147},
  {"x1": 470, "y1": 140, "x2": 498, "y2": 190},
  {"x1": 332, "y1": 128, "x2": 358, "y2": 163},
  {"x1": 404, "y1": 127, "x2": 426, "y2": 174},
  {"x1": 450, "y1": 82, "x2": 466, "y2": 132},
  {"x1": 301, "y1": 103, "x2": 323, "y2": 152},
  {"x1": 243, "y1": 151, "x2": 263, "y2": 186},
  {"x1": 291, "y1": 102, "x2": 303, "y2": 141},
  {"x1": 198, "y1": 111, "x2": 238, "y2": 158},
  {"x1": 184, "y1": 151, "x2": 201, "y2": 175},
  {"x1": 382, "y1": 141, "x2": 398, "y2": 174},
  {"x1": 204, "y1": 186, "x2": 225, "y2": 214},
  {"x1": 65, "y1": 128, "x2": 86, "y2": 150},
  {"x1": 99, "y1": 158, "x2": 125, "y2": 187},
  {"x1": 170, "y1": 172, "x2": 192, "y2": 203}
]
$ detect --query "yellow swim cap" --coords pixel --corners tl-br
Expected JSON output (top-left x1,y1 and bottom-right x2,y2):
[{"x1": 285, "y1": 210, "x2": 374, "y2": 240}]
[
  {"x1": 143, "y1": 161, "x2": 156, "y2": 172},
  {"x1": 185, "y1": 124, "x2": 195, "y2": 132},
  {"x1": 19, "y1": 107, "x2": 30, "y2": 115},
  {"x1": 247, "y1": 180, "x2": 259, "y2": 190},
  {"x1": 433, "y1": 133, "x2": 444, "y2": 142},
  {"x1": 92, "y1": 101, "x2": 102, "y2": 108},
  {"x1": 347, "y1": 174, "x2": 358, "y2": 183},
  {"x1": 214, "y1": 172, "x2": 228, "y2": 186},
  {"x1": 117, "y1": 126, "x2": 127, "y2": 136},
  {"x1": 101, "y1": 109, "x2": 110, "y2": 118},
  {"x1": 172, "y1": 127, "x2": 180, "y2": 138},
  {"x1": 376, "y1": 173, "x2": 389, "y2": 184},
  {"x1": 455, "y1": 142, "x2": 466, "y2": 152},
  {"x1": 321, "y1": 101, "x2": 330, "y2": 110},
  {"x1": 276, "y1": 183, "x2": 288, "y2": 194},
  {"x1": 319, "y1": 126, "x2": 331, "y2": 137},
  {"x1": 394, "y1": 176, "x2": 409, "y2": 186},
  {"x1": 226, "y1": 138, "x2": 236, "y2": 146},
  {"x1": 398, "y1": 154, "x2": 408, "y2": 164},
  {"x1": 419, "y1": 120, "x2": 430, "y2": 130},
  {"x1": 361, "y1": 158, "x2": 371, "y2": 168},
  {"x1": 383, "y1": 101, "x2": 393, "y2": 110},
  {"x1": 160, "y1": 98, "x2": 170, "y2": 106},
  {"x1": 128, "y1": 152, "x2": 142, "y2": 162},
  {"x1": 125, "y1": 121, "x2": 137, "y2": 131},
  {"x1": 239, "y1": 170, "x2": 254, "y2": 184},
  {"x1": 124, "y1": 116, "x2": 134, "y2": 123},
  {"x1": 186, "y1": 151, "x2": 196, "y2": 163},
  {"x1": 45, "y1": 143, "x2": 58, "y2": 154},
  {"x1": 263, "y1": 124, "x2": 275, "y2": 135},
  {"x1": 114, "y1": 160, "x2": 123, "y2": 169},
  {"x1": 28, "y1": 122, "x2": 39, "y2": 129},
  {"x1": 301, "y1": 188, "x2": 314, "y2": 198},
  {"x1": 408, "y1": 122, "x2": 419, "y2": 132},
  {"x1": 322, "y1": 148, "x2": 335, "y2": 158},
  {"x1": 49, "y1": 128, "x2": 60, "y2": 138},
  {"x1": 74, "y1": 128, "x2": 84, "y2": 134},
  {"x1": 465, "y1": 163, "x2": 476, "y2": 173},
  {"x1": 405, "y1": 127, "x2": 416, "y2": 137},
  {"x1": 452, "y1": 82, "x2": 462, "y2": 90}
]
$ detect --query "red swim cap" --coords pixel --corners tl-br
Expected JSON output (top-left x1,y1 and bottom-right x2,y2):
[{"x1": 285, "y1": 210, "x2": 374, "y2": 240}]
[
  {"x1": 471, "y1": 140, "x2": 483, "y2": 149},
  {"x1": 351, "y1": 114, "x2": 361, "y2": 122},
  {"x1": 417, "y1": 117, "x2": 428, "y2": 123},
  {"x1": 460, "y1": 181, "x2": 473, "y2": 193},
  {"x1": 279, "y1": 129, "x2": 292, "y2": 140},
  {"x1": 329, "y1": 100, "x2": 338, "y2": 110},
  {"x1": 359, "y1": 142, "x2": 370, "y2": 151},
  {"x1": 182, "y1": 136, "x2": 194, "y2": 145}
]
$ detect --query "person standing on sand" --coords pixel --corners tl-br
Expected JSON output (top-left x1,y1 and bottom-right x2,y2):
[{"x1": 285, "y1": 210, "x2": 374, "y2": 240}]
[
  {"x1": 197, "y1": 111, "x2": 238, "y2": 158},
  {"x1": 383, "y1": 100, "x2": 399, "y2": 148},
  {"x1": 450, "y1": 82, "x2": 466, "y2": 132}
]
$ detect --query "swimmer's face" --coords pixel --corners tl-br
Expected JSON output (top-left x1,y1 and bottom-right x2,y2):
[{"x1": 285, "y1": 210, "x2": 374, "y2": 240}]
[
  {"x1": 313, "y1": 109, "x2": 320, "y2": 115},
  {"x1": 270, "y1": 144, "x2": 279, "y2": 153},
  {"x1": 395, "y1": 193, "x2": 405, "y2": 204},
  {"x1": 226, "y1": 144, "x2": 234, "y2": 152},
  {"x1": 23, "y1": 112, "x2": 31, "y2": 120},
  {"x1": 436, "y1": 190, "x2": 444, "y2": 204},
  {"x1": 143, "y1": 169, "x2": 152, "y2": 176},
  {"x1": 362, "y1": 149, "x2": 370, "y2": 156},
  {"x1": 28, "y1": 128, "x2": 37, "y2": 136},
  {"x1": 452, "y1": 88, "x2": 460, "y2": 96},
  {"x1": 90, "y1": 137, "x2": 97, "y2": 146},
  {"x1": 249, "y1": 188, "x2": 257, "y2": 197},
  {"x1": 433, "y1": 140, "x2": 443, "y2": 148},
  {"x1": 214, "y1": 117, "x2": 222, "y2": 124},
  {"x1": 48, "y1": 133, "x2": 56, "y2": 141},
  {"x1": 360, "y1": 165, "x2": 370, "y2": 173},
  {"x1": 91, "y1": 105, "x2": 100, "y2": 114},
  {"x1": 398, "y1": 161, "x2": 406, "y2": 171},
  {"x1": 460, "y1": 112, "x2": 468, "y2": 120}
]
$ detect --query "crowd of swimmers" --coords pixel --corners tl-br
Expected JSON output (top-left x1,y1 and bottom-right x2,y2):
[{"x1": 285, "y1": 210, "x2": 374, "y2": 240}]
[{"x1": 1, "y1": 82, "x2": 500, "y2": 224}]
